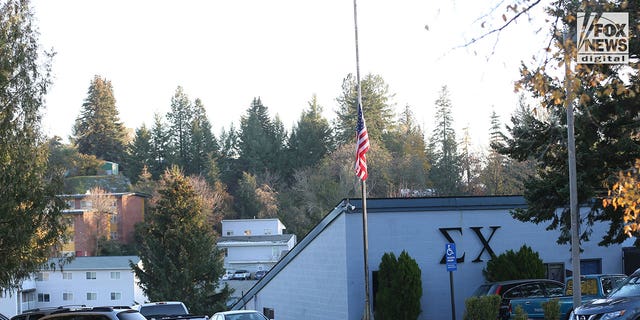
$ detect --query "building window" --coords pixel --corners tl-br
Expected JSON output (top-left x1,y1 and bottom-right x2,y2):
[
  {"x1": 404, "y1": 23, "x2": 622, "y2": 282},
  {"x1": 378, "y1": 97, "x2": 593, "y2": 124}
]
[
  {"x1": 86, "y1": 292, "x2": 97, "y2": 300},
  {"x1": 222, "y1": 248, "x2": 228, "y2": 257},
  {"x1": 244, "y1": 229, "x2": 251, "y2": 236},
  {"x1": 544, "y1": 263, "x2": 565, "y2": 283},
  {"x1": 35, "y1": 272, "x2": 49, "y2": 281},
  {"x1": 62, "y1": 272, "x2": 72, "y2": 280},
  {"x1": 80, "y1": 200, "x2": 92, "y2": 209},
  {"x1": 264, "y1": 229, "x2": 272, "y2": 235},
  {"x1": 226, "y1": 231, "x2": 234, "y2": 236},
  {"x1": 37, "y1": 293, "x2": 50, "y2": 302},
  {"x1": 110, "y1": 272, "x2": 120, "y2": 280},
  {"x1": 110, "y1": 231, "x2": 119, "y2": 240},
  {"x1": 110, "y1": 292, "x2": 121, "y2": 301},
  {"x1": 581, "y1": 259, "x2": 603, "y2": 275},
  {"x1": 66, "y1": 200, "x2": 75, "y2": 209},
  {"x1": 63, "y1": 292, "x2": 73, "y2": 301},
  {"x1": 86, "y1": 272, "x2": 96, "y2": 280}
]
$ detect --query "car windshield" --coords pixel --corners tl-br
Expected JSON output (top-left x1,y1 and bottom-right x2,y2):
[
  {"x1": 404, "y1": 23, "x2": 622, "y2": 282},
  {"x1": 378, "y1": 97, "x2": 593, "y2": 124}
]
[
  {"x1": 609, "y1": 275, "x2": 640, "y2": 298},
  {"x1": 472, "y1": 284, "x2": 492, "y2": 296},
  {"x1": 223, "y1": 313, "x2": 265, "y2": 320}
]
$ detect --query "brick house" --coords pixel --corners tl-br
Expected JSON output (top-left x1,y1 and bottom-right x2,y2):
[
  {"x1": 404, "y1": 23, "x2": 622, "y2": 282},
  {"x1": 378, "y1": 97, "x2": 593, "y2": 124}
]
[{"x1": 60, "y1": 192, "x2": 149, "y2": 256}]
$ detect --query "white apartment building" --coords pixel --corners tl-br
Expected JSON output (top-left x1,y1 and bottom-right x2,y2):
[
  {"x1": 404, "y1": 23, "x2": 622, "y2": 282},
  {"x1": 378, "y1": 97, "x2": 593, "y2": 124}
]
[
  {"x1": 0, "y1": 256, "x2": 146, "y2": 318},
  {"x1": 218, "y1": 219, "x2": 296, "y2": 273}
]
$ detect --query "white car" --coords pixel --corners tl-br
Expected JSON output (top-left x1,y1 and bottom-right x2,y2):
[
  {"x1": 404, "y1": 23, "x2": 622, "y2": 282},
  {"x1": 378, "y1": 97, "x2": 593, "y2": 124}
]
[
  {"x1": 211, "y1": 310, "x2": 268, "y2": 320},
  {"x1": 232, "y1": 270, "x2": 251, "y2": 280},
  {"x1": 221, "y1": 270, "x2": 234, "y2": 281}
]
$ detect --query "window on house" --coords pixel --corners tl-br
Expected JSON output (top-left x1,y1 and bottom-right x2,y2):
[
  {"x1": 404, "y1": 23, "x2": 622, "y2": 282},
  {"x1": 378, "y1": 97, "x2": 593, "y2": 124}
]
[
  {"x1": 110, "y1": 272, "x2": 120, "y2": 280},
  {"x1": 86, "y1": 292, "x2": 97, "y2": 300},
  {"x1": 264, "y1": 229, "x2": 272, "y2": 235},
  {"x1": 37, "y1": 293, "x2": 50, "y2": 302},
  {"x1": 226, "y1": 231, "x2": 234, "y2": 236},
  {"x1": 80, "y1": 200, "x2": 92, "y2": 209},
  {"x1": 63, "y1": 272, "x2": 72, "y2": 280},
  {"x1": 222, "y1": 248, "x2": 228, "y2": 257},
  {"x1": 65, "y1": 200, "x2": 75, "y2": 209},
  {"x1": 35, "y1": 272, "x2": 49, "y2": 281},
  {"x1": 110, "y1": 231, "x2": 119, "y2": 240},
  {"x1": 63, "y1": 292, "x2": 73, "y2": 301},
  {"x1": 244, "y1": 230, "x2": 251, "y2": 236},
  {"x1": 86, "y1": 272, "x2": 96, "y2": 280},
  {"x1": 110, "y1": 292, "x2": 121, "y2": 301}
]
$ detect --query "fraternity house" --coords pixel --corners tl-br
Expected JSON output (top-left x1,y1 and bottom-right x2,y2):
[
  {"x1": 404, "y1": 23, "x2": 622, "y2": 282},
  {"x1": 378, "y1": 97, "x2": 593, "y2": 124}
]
[{"x1": 231, "y1": 196, "x2": 636, "y2": 320}]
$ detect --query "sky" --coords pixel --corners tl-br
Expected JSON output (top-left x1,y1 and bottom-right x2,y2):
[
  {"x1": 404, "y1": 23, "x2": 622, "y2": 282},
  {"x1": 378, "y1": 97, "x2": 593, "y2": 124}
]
[{"x1": 32, "y1": 0, "x2": 551, "y2": 151}]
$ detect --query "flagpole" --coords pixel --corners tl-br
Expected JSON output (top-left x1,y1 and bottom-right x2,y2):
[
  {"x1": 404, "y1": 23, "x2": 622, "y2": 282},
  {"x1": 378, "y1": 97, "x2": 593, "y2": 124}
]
[{"x1": 352, "y1": 0, "x2": 372, "y2": 319}]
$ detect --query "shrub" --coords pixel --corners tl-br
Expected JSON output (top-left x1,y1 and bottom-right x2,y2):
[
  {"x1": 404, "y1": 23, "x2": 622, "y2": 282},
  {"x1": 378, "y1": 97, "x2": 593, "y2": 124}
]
[
  {"x1": 483, "y1": 244, "x2": 545, "y2": 282},
  {"x1": 463, "y1": 295, "x2": 500, "y2": 320},
  {"x1": 374, "y1": 250, "x2": 422, "y2": 320},
  {"x1": 513, "y1": 305, "x2": 528, "y2": 320},
  {"x1": 542, "y1": 299, "x2": 561, "y2": 320}
]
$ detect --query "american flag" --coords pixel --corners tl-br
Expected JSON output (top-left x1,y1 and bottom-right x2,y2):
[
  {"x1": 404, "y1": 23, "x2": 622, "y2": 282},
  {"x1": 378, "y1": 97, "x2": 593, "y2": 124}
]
[{"x1": 355, "y1": 101, "x2": 370, "y2": 181}]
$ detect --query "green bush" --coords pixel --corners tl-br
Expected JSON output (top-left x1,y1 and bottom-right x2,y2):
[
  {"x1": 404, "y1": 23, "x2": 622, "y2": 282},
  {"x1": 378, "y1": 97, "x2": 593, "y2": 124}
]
[
  {"x1": 513, "y1": 305, "x2": 528, "y2": 320},
  {"x1": 463, "y1": 295, "x2": 500, "y2": 320},
  {"x1": 542, "y1": 299, "x2": 561, "y2": 320},
  {"x1": 483, "y1": 244, "x2": 545, "y2": 282},
  {"x1": 374, "y1": 250, "x2": 422, "y2": 320}
]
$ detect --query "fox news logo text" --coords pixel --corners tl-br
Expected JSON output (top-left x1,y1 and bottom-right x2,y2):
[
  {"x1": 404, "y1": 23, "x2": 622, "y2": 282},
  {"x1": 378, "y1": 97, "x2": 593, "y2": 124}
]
[{"x1": 577, "y1": 12, "x2": 628, "y2": 64}]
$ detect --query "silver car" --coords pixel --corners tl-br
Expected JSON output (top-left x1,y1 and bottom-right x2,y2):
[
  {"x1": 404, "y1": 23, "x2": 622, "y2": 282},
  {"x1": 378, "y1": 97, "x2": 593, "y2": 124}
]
[{"x1": 211, "y1": 310, "x2": 268, "y2": 320}]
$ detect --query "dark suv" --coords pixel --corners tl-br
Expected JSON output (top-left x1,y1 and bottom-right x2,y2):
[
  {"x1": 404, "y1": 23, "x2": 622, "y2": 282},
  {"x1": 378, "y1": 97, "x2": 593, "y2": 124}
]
[
  {"x1": 38, "y1": 306, "x2": 147, "y2": 320},
  {"x1": 472, "y1": 279, "x2": 565, "y2": 320},
  {"x1": 11, "y1": 306, "x2": 87, "y2": 320},
  {"x1": 572, "y1": 269, "x2": 640, "y2": 320}
]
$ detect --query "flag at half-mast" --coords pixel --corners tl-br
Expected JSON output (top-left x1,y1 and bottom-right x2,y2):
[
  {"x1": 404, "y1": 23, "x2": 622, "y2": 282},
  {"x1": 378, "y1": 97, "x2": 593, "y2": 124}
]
[{"x1": 355, "y1": 100, "x2": 370, "y2": 181}]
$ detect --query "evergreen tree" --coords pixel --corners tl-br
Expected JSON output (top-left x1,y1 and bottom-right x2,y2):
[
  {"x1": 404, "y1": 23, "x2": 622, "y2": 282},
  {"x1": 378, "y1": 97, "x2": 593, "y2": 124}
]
[
  {"x1": 286, "y1": 95, "x2": 334, "y2": 179},
  {"x1": 428, "y1": 86, "x2": 462, "y2": 196},
  {"x1": 217, "y1": 125, "x2": 240, "y2": 191},
  {"x1": 72, "y1": 75, "x2": 128, "y2": 164},
  {"x1": 150, "y1": 113, "x2": 171, "y2": 179},
  {"x1": 502, "y1": 0, "x2": 640, "y2": 245},
  {"x1": 166, "y1": 86, "x2": 194, "y2": 169},
  {"x1": 126, "y1": 124, "x2": 153, "y2": 183},
  {"x1": 234, "y1": 172, "x2": 261, "y2": 219},
  {"x1": 0, "y1": 0, "x2": 67, "y2": 289},
  {"x1": 375, "y1": 250, "x2": 422, "y2": 320},
  {"x1": 188, "y1": 98, "x2": 218, "y2": 176},
  {"x1": 237, "y1": 97, "x2": 283, "y2": 175},
  {"x1": 334, "y1": 73, "x2": 395, "y2": 145},
  {"x1": 132, "y1": 166, "x2": 229, "y2": 314}
]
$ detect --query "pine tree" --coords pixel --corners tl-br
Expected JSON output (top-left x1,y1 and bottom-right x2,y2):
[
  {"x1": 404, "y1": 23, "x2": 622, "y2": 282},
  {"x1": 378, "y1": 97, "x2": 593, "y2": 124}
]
[
  {"x1": 237, "y1": 97, "x2": 283, "y2": 175},
  {"x1": 132, "y1": 166, "x2": 229, "y2": 314},
  {"x1": 334, "y1": 73, "x2": 395, "y2": 145},
  {"x1": 428, "y1": 86, "x2": 462, "y2": 196},
  {"x1": 188, "y1": 98, "x2": 218, "y2": 176},
  {"x1": 150, "y1": 113, "x2": 171, "y2": 179},
  {"x1": 72, "y1": 75, "x2": 128, "y2": 164},
  {"x1": 126, "y1": 124, "x2": 153, "y2": 183},
  {"x1": 166, "y1": 86, "x2": 194, "y2": 170},
  {"x1": 286, "y1": 95, "x2": 334, "y2": 179},
  {"x1": 0, "y1": 0, "x2": 67, "y2": 289}
]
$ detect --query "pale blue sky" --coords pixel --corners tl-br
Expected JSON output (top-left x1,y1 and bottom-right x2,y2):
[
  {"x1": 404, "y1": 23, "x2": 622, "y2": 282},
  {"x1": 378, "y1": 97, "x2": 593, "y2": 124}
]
[{"x1": 32, "y1": 0, "x2": 551, "y2": 151}]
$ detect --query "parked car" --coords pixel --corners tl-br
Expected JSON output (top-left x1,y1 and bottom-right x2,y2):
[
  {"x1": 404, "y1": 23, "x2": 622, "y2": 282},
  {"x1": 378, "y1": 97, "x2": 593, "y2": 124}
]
[
  {"x1": 11, "y1": 306, "x2": 86, "y2": 320},
  {"x1": 254, "y1": 270, "x2": 268, "y2": 280},
  {"x1": 39, "y1": 306, "x2": 146, "y2": 320},
  {"x1": 472, "y1": 279, "x2": 565, "y2": 320},
  {"x1": 211, "y1": 310, "x2": 268, "y2": 320},
  {"x1": 572, "y1": 270, "x2": 640, "y2": 320},
  {"x1": 232, "y1": 270, "x2": 251, "y2": 280},
  {"x1": 508, "y1": 273, "x2": 627, "y2": 319},
  {"x1": 222, "y1": 270, "x2": 234, "y2": 281},
  {"x1": 137, "y1": 301, "x2": 189, "y2": 319}
]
